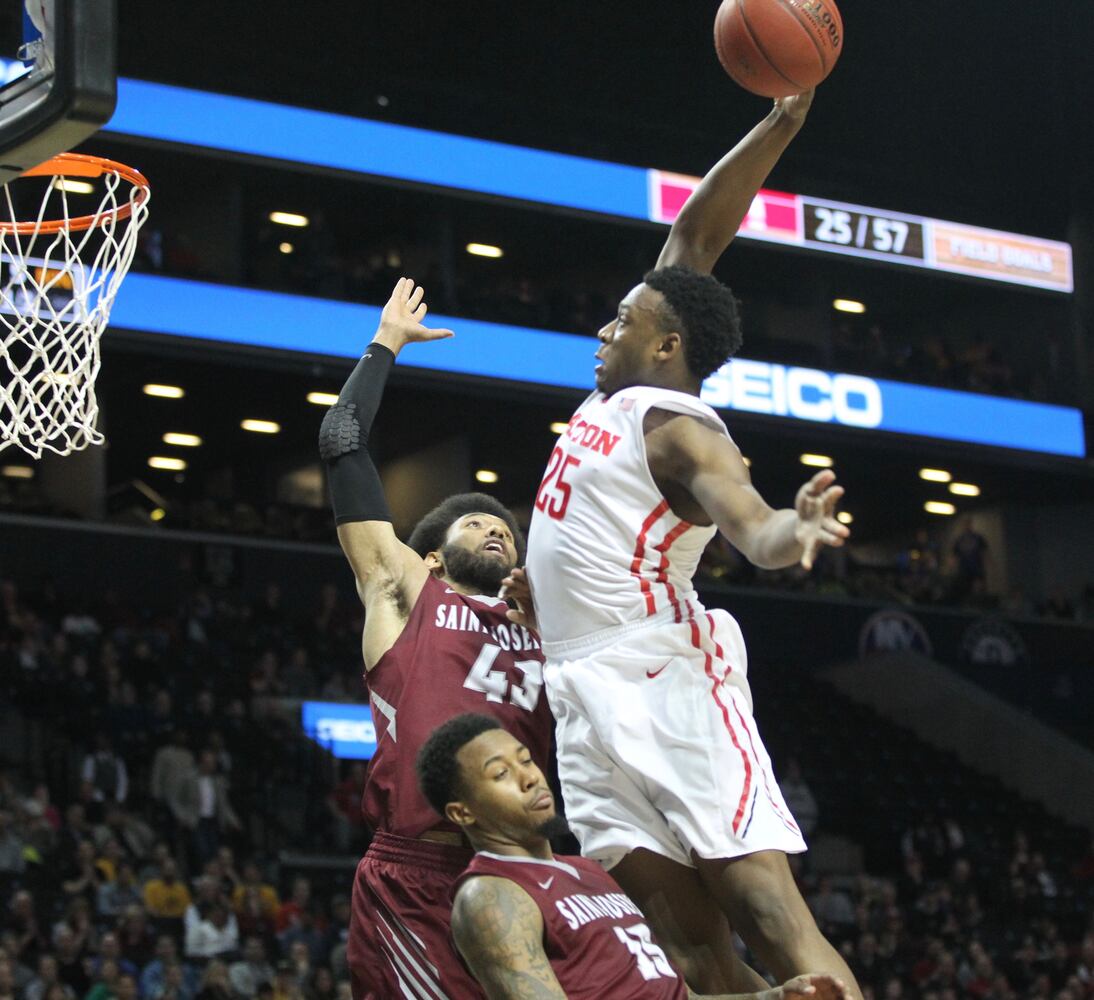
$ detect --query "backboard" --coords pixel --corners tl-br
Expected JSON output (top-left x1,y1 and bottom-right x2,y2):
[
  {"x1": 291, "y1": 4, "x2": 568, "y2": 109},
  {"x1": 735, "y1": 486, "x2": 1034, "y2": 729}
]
[{"x1": 0, "y1": 0, "x2": 116, "y2": 181}]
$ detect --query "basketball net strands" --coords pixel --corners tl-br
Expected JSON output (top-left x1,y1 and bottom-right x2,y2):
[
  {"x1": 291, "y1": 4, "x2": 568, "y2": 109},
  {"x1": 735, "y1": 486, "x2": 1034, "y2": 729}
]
[{"x1": 0, "y1": 153, "x2": 149, "y2": 458}]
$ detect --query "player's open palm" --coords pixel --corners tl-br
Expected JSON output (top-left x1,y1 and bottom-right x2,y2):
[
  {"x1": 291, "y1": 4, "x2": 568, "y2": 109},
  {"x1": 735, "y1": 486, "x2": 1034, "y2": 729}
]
[
  {"x1": 793, "y1": 468, "x2": 849, "y2": 571},
  {"x1": 376, "y1": 277, "x2": 454, "y2": 349},
  {"x1": 767, "y1": 973, "x2": 850, "y2": 1000}
]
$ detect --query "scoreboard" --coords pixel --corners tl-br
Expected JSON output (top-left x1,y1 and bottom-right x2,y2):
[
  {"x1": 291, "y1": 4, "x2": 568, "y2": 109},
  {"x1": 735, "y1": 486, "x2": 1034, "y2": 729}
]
[
  {"x1": 102, "y1": 78, "x2": 1075, "y2": 295},
  {"x1": 652, "y1": 173, "x2": 1073, "y2": 293}
]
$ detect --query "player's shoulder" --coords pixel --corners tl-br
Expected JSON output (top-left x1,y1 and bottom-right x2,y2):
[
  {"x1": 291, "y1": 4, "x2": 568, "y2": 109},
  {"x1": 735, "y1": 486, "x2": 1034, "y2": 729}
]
[{"x1": 452, "y1": 872, "x2": 539, "y2": 933}]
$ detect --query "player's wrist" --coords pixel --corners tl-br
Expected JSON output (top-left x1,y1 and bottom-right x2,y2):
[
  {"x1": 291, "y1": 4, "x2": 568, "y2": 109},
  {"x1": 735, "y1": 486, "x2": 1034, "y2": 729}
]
[{"x1": 371, "y1": 327, "x2": 407, "y2": 356}]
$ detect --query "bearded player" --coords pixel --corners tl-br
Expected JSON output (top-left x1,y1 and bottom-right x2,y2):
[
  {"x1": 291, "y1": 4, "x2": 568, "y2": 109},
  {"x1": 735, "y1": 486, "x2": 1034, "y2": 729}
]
[
  {"x1": 512, "y1": 88, "x2": 865, "y2": 999},
  {"x1": 416, "y1": 714, "x2": 849, "y2": 1000},
  {"x1": 320, "y1": 279, "x2": 553, "y2": 1000}
]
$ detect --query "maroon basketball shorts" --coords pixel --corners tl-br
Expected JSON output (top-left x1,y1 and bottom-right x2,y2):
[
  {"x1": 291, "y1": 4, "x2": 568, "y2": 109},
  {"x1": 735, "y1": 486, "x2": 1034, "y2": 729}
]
[{"x1": 348, "y1": 831, "x2": 482, "y2": 1000}]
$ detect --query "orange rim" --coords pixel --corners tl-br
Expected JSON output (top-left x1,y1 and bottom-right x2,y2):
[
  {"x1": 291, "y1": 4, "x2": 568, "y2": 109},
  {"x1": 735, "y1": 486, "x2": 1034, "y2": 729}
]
[{"x1": 0, "y1": 152, "x2": 151, "y2": 235}]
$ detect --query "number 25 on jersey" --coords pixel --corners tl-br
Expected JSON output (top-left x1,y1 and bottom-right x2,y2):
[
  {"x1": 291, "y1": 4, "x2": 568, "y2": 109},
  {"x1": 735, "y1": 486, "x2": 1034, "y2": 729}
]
[{"x1": 535, "y1": 446, "x2": 581, "y2": 521}]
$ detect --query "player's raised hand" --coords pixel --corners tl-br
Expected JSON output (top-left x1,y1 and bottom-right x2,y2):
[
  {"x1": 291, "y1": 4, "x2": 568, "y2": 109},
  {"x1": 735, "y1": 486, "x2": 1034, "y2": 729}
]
[
  {"x1": 501, "y1": 567, "x2": 539, "y2": 634},
  {"x1": 766, "y1": 973, "x2": 850, "y2": 1000},
  {"x1": 373, "y1": 277, "x2": 454, "y2": 353},
  {"x1": 793, "y1": 468, "x2": 849, "y2": 571},
  {"x1": 773, "y1": 87, "x2": 815, "y2": 123}
]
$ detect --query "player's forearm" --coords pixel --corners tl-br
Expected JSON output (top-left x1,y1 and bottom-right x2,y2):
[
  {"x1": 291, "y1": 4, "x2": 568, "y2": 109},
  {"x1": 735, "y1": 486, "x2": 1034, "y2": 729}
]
[
  {"x1": 319, "y1": 344, "x2": 395, "y2": 526},
  {"x1": 658, "y1": 106, "x2": 806, "y2": 274},
  {"x1": 740, "y1": 507, "x2": 803, "y2": 570}
]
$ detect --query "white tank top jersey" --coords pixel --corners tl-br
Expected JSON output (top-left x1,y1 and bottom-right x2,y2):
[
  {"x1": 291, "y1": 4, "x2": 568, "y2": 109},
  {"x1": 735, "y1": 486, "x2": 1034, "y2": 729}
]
[{"x1": 526, "y1": 386, "x2": 733, "y2": 650}]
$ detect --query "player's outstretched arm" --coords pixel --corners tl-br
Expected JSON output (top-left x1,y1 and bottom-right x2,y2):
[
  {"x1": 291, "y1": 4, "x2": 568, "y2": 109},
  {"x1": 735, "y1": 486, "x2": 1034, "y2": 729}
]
[
  {"x1": 320, "y1": 278, "x2": 454, "y2": 664},
  {"x1": 451, "y1": 877, "x2": 566, "y2": 1000},
  {"x1": 657, "y1": 91, "x2": 813, "y2": 275},
  {"x1": 691, "y1": 972, "x2": 850, "y2": 1000},
  {"x1": 645, "y1": 412, "x2": 848, "y2": 571}
]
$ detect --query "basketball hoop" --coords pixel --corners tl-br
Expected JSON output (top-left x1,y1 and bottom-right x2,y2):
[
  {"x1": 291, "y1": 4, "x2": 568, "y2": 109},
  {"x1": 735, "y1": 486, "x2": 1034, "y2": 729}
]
[{"x1": 0, "y1": 152, "x2": 150, "y2": 458}]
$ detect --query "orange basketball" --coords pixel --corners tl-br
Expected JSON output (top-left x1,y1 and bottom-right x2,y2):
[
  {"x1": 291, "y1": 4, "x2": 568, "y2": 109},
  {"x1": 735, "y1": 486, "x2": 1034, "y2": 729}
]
[{"x1": 714, "y1": 0, "x2": 844, "y2": 99}]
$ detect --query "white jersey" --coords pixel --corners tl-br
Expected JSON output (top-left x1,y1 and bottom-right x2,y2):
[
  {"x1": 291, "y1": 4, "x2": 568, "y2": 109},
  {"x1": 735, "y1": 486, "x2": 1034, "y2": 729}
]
[{"x1": 526, "y1": 386, "x2": 731, "y2": 649}]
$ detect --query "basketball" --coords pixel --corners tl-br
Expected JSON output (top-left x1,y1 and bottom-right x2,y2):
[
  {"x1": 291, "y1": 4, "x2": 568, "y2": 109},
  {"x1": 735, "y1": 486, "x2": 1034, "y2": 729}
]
[{"x1": 714, "y1": 0, "x2": 844, "y2": 99}]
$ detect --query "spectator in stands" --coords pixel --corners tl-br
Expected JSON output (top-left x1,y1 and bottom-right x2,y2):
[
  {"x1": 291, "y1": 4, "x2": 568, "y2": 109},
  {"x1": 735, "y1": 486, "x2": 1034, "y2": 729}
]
[
  {"x1": 98, "y1": 861, "x2": 142, "y2": 918},
  {"x1": 271, "y1": 961, "x2": 302, "y2": 1000},
  {"x1": 780, "y1": 758, "x2": 820, "y2": 837},
  {"x1": 809, "y1": 876, "x2": 858, "y2": 933},
  {"x1": 52, "y1": 926, "x2": 88, "y2": 997},
  {"x1": 273, "y1": 878, "x2": 311, "y2": 936},
  {"x1": 308, "y1": 967, "x2": 336, "y2": 1000},
  {"x1": 194, "y1": 961, "x2": 233, "y2": 1000},
  {"x1": 184, "y1": 880, "x2": 240, "y2": 961},
  {"x1": 139, "y1": 937, "x2": 192, "y2": 1000},
  {"x1": 285, "y1": 941, "x2": 311, "y2": 989},
  {"x1": 60, "y1": 839, "x2": 103, "y2": 905},
  {"x1": 0, "y1": 810, "x2": 24, "y2": 878},
  {"x1": 951, "y1": 518, "x2": 990, "y2": 601},
  {"x1": 188, "y1": 692, "x2": 219, "y2": 745},
  {"x1": 24, "y1": 955, "x2": 64, "y2": 1000},
  {"x1": 95, "y1": 806, "x2": 155, "y2": 862},
  {"x1": 228, "y1": 938, "x2": 273, "y2": 999},
  {"x1": 231, "y1": 863, "x2": 278, "y2": 918},
  {"x1": 81, "y1": 734, "x2": 130, "y2": 812},
  {"x1": 281, "y1": 649, "x2": 315, "y2": 698},
  {"x1": 150, "y1": 730, "x2": 195, "y2": 848},
  {"x1": 179, "y1": 750, "x2": 242, "y2": 867},
  {"x1": 325, "y1": 765, "x2": 366, "y2": 852},
  {"x1": 1039, "y1": 589, "x2": 1076, "y2": 621},
  {"x1": 85, "y1": 961, "x2": 122, "y2": 1000},
  {"x1": 94, "y1": 934, "x2": 138, "y2": 981},
  {"x1": 0, "y1": 956, "x2": 17, "y2": 1000},
  {"x1": 142, "y1": 858, "x2": 191, "y2": 921},
  {"x1": 116, "y1": 905, "x2": 156, "y2": 970}
]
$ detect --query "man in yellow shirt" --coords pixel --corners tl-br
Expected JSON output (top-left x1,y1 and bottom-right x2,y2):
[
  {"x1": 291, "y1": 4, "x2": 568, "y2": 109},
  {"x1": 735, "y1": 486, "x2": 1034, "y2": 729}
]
[
  {"x1": 142, "y1": 858, "x2": 192, "y2": 919},
  {"x1": 231, "y1": 862, "x2": 279, "y2": 918}
]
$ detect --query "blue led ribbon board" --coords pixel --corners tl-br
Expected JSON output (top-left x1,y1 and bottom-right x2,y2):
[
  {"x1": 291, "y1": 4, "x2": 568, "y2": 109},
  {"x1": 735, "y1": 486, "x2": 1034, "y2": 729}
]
[
  {"x1": 109, "y1": 274, "x2": 1086, "y2": 458},
  {"x1": 301, "y1": 701, "x2": 377, "y2": 760}
]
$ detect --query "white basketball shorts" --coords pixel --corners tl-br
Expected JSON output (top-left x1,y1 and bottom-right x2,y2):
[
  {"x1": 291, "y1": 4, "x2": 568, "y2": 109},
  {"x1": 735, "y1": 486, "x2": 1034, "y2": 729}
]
[{"x1": 543, "y1": 606, "x2": 807, "y2": 871}]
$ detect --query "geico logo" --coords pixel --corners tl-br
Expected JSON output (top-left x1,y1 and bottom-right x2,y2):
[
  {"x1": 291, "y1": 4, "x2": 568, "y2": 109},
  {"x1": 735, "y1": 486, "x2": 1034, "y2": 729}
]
[
  {"x1": 317, "y1": 718, "x2": 377, "y2": 743},
  {"x1": 702, "y1": 360, "x2": 883, "y2": 428}
]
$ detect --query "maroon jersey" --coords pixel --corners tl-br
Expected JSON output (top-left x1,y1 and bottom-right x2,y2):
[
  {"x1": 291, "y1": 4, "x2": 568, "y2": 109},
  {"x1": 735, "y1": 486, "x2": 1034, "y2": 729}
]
[
  {"x1": 455, "y1": 853, "x2": 687, "y2": 999},
  {"x1": 363, "y1": 574, "x2": 552, "y2": 837}
]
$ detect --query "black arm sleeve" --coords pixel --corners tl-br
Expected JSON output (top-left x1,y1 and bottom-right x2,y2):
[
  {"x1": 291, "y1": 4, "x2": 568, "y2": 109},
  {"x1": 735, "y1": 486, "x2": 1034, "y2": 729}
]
[{"x1": 319, "y1": 343, "x2": 396, "y2": 525}]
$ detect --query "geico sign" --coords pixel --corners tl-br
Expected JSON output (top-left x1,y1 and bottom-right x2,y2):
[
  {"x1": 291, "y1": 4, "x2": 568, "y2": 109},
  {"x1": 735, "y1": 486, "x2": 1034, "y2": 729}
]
[
  {"x1": 702, "y1": 360, "x2": 883, "y2": 428},
  {"x1": 316, "y1": 718, "x2": 377, "y2": 744}
]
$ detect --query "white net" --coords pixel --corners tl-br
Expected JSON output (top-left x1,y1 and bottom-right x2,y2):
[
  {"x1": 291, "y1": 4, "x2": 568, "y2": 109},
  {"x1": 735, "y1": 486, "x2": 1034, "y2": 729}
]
[{"x1": 0, "y1": 155, "x2": 150, "y2": 458}]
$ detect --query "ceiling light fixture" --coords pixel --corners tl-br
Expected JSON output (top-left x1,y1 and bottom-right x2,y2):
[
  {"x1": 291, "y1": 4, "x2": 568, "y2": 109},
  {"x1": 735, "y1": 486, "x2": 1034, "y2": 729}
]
[
  {"x1": 466, "y1": 243, "x2": 504, "y2": 259},
  {"x1": 143, "y1": 384, "x2": 185, "y2": 399},
  {"x1": 269, "y1": 211, "x2": 309, "y2": 227},
  {"x1": 162, "y1": 433, "x2": 202, "y2": 447},
  {"x1": 148, "y1": 456, "x2": 187, "y2": 471},
  {"x1": 241, "y1": 419, "x2": 281, "y2": 434}
]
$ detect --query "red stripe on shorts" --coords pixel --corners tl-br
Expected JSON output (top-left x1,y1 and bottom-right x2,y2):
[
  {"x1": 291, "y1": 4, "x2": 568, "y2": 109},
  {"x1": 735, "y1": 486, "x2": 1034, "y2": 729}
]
[
  {"x1": 653, "y1": 519, "x2": 692, "y2": 622},
  {"x1": 689, "y1": 618, "x2": 752, "y2": 834},
  {"x1": 704, "y1": 615, "x2": 801, "y2": 838},
  {"x1": 631, "y1": 500, "x2": 670, "y2": 615}
]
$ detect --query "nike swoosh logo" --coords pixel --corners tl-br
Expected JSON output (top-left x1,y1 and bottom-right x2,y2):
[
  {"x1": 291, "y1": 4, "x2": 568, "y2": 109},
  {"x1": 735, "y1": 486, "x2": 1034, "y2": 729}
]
[
  {"x1": 645, "y1": 660, "x2": 672, "y2": 679},
  {"x1": 537, "y1": 877, "x2": 554, "y2": 890}
]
